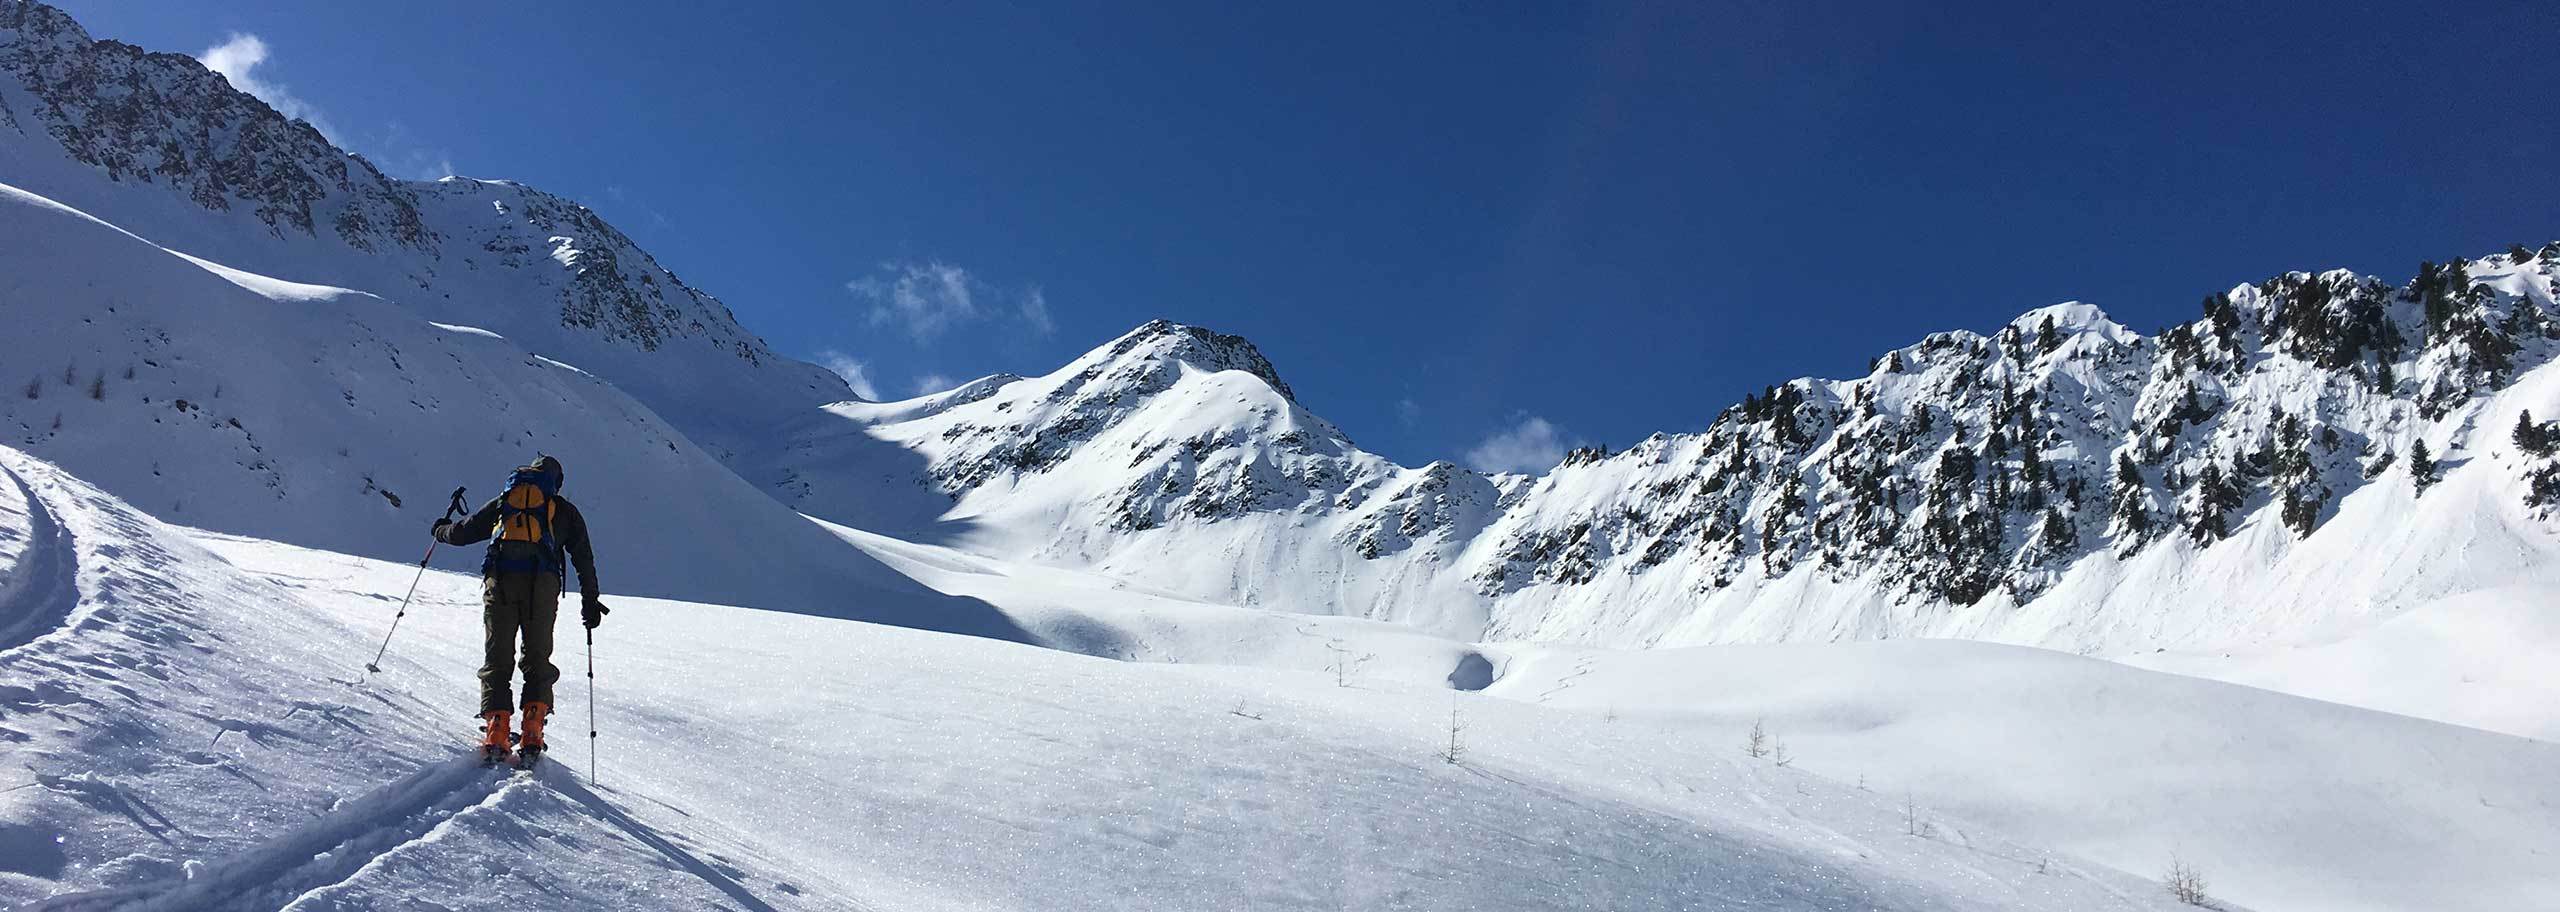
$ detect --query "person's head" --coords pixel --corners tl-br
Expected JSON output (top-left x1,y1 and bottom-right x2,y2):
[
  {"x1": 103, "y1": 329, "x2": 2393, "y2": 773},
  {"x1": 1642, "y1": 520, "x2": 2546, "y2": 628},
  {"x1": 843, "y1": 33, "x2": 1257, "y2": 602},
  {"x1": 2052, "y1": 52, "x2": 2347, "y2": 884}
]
[{"x1": 525, "y1": 454, "x2": 564, "y2": 491}]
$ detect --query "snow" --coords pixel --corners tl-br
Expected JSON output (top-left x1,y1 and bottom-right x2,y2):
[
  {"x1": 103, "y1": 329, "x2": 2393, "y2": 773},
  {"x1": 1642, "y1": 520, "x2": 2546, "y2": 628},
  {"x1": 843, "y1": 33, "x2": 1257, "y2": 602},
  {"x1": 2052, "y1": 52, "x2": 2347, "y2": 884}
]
[
  {"x1": 776, "y1": 273, "x2": 2560, "y2": 703},
  {"x1": 2124, "y1": 584, "x2": 2560, "y2": 742},
  {"x1": 1487, "y1": 639, "x2": 2560, "y2": 912},
  {"x1": 0, "y1": 445, "x2": 2199, "y2": 911},
  {"x1": 2008, "y1": 301, "x2": 2135, "y2": 344},
  {"x1": 426, "y1": 322, "x2": 505, "y2": 340},
  {"x1": 0, "y1": 179, "x2": 949, "y2": 625},
  {"x1": 167, "y1": 250, "x2": 356, "y2": 304}
]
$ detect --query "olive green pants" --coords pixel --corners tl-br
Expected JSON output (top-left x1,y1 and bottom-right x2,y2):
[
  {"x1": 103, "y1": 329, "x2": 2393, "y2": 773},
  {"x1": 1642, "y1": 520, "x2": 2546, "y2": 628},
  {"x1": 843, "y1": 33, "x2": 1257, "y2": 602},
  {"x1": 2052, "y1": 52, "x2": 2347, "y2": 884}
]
[{"x1": 480, "y1": 572, "x2": 561, "y2": 714}]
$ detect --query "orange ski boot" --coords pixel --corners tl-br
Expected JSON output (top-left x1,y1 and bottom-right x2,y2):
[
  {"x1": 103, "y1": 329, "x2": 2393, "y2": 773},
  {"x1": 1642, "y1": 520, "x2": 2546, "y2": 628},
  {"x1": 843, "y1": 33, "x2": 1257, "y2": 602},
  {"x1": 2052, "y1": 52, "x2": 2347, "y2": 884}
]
[
  {"x1": 478, "y1": 710, "x2": 513, "y2": 765},
  {"x1": 518, "y1": 702, "x2": 550, "y2": 765}
]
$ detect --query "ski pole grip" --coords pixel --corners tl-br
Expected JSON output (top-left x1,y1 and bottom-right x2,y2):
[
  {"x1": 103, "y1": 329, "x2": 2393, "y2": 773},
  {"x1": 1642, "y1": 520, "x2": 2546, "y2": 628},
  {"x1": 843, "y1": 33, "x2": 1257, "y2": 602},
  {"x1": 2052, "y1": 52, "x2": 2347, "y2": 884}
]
[{"x1": 445, "y1": 486, "x2": 468, "y2": 520}]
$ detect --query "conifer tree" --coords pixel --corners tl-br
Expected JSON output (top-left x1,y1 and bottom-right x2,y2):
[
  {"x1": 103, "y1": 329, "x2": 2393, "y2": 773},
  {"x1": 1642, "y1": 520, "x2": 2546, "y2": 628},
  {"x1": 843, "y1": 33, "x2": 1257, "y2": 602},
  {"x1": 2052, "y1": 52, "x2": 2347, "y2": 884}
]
[
  {"x1": 2038, "y1": 315, "x2": 2061, "y2": 354},
  {"x1": 2112, "y1": 453, "x2": 2152, "y2": 540},
  {"x1": 2187, "y1": 463, "x2": 2241, "y2": 542},
  {"x1": 2517, "y1": 410, "x2": 2553, "y2": 457},
  {"x1": 2410, "y1": 439, "x2": 2438, "y2": 495},
  {"x1": 2281, "y1": 488, "x2": 2319, "y2": 536},
  {"x1": 2039, "y1": 507, "x2": 2077, "y2": 552}
]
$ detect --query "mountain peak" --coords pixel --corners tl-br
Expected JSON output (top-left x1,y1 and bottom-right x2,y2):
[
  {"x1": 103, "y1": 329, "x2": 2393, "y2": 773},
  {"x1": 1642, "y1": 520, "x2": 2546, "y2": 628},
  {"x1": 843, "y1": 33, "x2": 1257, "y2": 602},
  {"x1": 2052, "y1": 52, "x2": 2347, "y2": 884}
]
[
  {"x1": 1091, "y1": 320, "x2": 1297, "y2": 401},
  {"x1": 2006, "y1": 301, "x2": 2134, "y2": 343}
]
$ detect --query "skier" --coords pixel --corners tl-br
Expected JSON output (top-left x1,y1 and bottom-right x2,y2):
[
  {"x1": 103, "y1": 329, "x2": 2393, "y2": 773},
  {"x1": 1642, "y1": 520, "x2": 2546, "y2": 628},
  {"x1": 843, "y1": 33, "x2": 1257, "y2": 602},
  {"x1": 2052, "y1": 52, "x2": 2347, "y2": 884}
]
[{"x1": 432, "y1": 455, "x2": 607, "y2": 763}]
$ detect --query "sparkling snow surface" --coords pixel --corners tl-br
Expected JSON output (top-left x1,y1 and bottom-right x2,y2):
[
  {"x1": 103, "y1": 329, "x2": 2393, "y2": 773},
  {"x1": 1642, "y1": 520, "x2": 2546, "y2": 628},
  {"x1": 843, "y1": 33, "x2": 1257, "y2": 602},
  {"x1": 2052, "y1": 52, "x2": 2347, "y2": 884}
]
[{"x1": 1, "y1": 446, "x2": 2205, "y2": 911}]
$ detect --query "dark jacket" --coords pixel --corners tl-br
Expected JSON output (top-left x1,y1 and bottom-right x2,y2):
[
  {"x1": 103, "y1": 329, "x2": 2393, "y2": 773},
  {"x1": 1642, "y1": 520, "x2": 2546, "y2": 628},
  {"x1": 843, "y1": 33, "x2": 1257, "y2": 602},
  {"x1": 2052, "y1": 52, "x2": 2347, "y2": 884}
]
[{"x1": 437, "y1": 494, "x2": 601, "y2": 601}]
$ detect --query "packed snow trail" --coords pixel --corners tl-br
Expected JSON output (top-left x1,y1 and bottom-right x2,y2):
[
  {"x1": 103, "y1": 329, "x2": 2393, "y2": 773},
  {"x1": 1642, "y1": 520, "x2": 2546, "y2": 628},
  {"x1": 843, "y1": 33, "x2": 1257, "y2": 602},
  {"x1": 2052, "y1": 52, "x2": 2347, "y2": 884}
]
[
  {"x1": 33, "y1": 757, "x2": 787, "y2": 912},
  {"x1": 0, "y1": 463, "x2": 77, "y2": 653},
  {"x1": 32, "y1": 756, "x2": 508, "y2": 911}
]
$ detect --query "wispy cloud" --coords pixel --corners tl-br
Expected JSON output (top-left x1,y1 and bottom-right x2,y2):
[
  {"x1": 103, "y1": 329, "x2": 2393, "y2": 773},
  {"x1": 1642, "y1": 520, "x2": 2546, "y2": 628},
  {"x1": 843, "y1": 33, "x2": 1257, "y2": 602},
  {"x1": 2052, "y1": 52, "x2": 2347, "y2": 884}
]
[
  {"x1": 201, "y1": 33, "x2": 336, "y2": 141},
  {"x1": 915, "y1": 374, "x2": 956, "y2": 396},
  {"x1": 1396, "y1": 397, "x2": 1423, "y2": 427},
  {"x1": 373, "y1": 121, "x2": 454, "y2": 180},
  {"x1": 1019, "y1": 286, "x2": 1056, "y2": 336},
  {"x1": 597, "y1": 183, "x2": 674, "y2": 232},
  {"x1": 847, "y1": 261, "x2": 1053, "y2": 343},
  {"x1": 816, "y1": 350, "x2": 881, "y2": 400},
  {"x1": 1464, "y1": 414, "x2": 1574, "y2": 474}
]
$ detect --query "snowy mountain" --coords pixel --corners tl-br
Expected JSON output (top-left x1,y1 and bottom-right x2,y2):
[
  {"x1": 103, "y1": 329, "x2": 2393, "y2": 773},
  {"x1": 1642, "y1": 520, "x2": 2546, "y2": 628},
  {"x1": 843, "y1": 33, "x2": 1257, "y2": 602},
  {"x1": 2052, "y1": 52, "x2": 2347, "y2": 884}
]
[
  {"x1": 0, "y1": 179, "x2": 1051, "y2": 634},
  {"x1": 12, "y1": 0, "x2": 2546, "y2": 665},
  {"x1": 784, "y1": 256, "x2": 2560, "y2": 658},
  {"x1": 0, "y1": 0, "x2": 846, "y2": 453}
]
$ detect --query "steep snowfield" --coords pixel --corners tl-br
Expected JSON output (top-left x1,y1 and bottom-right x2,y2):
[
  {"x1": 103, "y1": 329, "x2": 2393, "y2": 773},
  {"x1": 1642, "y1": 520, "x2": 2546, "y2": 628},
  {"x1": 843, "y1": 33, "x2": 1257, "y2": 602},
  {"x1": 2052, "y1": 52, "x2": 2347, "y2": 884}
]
[
  {"x1": 0, "y1": 445, "x2": 2200, "y2": 911},
  {"x1": 0, "y1": 1, "x2": 848, "y2": 443},
  {"x1": 1487, "y1": 641, "x2": 2560, "y2": 912},
  {"x1": 0, "y1": 180, "x2": 1012, "y2": 632}
]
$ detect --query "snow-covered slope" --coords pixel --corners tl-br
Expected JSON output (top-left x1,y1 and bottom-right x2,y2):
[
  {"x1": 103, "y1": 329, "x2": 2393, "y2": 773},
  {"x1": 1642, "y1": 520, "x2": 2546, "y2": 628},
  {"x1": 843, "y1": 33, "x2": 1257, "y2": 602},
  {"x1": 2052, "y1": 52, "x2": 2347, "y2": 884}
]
[
  {"x1": 0, "y1": 180, "x2": 1020, "y2": 632},
  {"x1": 2122, "y1": 583, "x2": 2560, "y2": 742},
  {"x1": 768, "y1": 320, "x2": 1508, "y2": 640},
  {"x1": 784, "y1": 258, "x2": 2560, "y2": 666},
  {"x1": 0, "y1": 444, "x2": 2204, "y2": 911},
  {"x1": 0, "y1": 0, "x2": 847, "y2": 455},
  {"x1": 1487, "y1": 641, "x2": 2560, "y2": 912}
]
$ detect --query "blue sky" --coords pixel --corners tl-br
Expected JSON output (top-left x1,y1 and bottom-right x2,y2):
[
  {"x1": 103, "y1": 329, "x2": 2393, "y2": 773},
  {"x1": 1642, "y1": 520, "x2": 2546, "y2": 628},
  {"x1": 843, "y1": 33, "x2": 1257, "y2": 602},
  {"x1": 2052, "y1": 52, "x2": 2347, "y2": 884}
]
[{"x1": 53, "y1": 0, "x2": 2560, "y2": 471}]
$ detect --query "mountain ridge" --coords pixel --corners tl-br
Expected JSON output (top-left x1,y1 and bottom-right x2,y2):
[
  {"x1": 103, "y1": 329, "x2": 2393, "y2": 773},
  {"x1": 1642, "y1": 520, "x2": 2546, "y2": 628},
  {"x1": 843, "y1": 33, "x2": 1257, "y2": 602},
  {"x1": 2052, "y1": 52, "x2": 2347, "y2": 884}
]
[{"x1": 808, "y1": 244, "x2": 2560, "y2": 653}]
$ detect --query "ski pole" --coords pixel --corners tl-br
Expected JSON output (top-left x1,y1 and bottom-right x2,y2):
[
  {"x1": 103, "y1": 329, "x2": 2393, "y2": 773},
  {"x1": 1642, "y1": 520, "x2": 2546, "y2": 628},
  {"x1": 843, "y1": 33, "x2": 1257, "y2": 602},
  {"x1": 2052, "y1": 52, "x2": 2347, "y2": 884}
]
[
  {"x1": 586, "y1": 625, "x2": 599, "y2": 782},
  {"x1": 363, "y1": 487, "x2": 467, "y2": 677}
]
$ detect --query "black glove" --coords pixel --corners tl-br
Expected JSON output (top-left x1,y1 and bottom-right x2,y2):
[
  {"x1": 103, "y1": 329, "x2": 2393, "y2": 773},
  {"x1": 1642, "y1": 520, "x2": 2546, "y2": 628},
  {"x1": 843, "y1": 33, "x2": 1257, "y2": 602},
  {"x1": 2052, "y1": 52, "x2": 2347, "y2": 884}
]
[
  {"x1": 581, "y1": 597, "x2": 609, "y2": 629},
  {"x1": 431, "y1": 518, "x2": 453, "y2": 540}
]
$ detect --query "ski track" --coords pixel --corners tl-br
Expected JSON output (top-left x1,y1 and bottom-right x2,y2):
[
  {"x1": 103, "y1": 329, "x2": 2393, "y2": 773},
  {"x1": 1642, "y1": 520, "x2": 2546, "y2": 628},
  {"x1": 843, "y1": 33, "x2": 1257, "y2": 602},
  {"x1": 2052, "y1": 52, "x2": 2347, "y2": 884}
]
[
  {"x1": 28, "y1": 752, "x2": 809, "y2": 912},
  {"x1": 28, "y1": 755, "x2": 511, "y2": 912},
  {"x1": 0, "y1": 462, "x2": 80, "y2": 655}
]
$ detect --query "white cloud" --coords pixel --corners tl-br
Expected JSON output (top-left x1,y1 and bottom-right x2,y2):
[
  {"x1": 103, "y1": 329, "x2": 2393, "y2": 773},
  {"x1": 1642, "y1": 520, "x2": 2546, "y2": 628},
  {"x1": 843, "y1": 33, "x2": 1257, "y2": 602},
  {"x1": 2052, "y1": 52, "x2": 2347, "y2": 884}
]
[
  {"x1": 816, "y1": 350, "x2": 881, "y2": 400},
  {"x1": 1464, "y1": 414, "x2": 1573, "y2": 475},
  {"x1": 1396, "y1": 397, "x2": 1423, "y2": 427},
  {"x1": 851, "y1": 262, "x2": 980, "y2": 342},
  {"x1": 915, "y1": 374, "x2": 956, "y2": 396},
  {"x1": 201, "y1": 33, "x2": 336, "y2": 141},
  {"x1": 1019, "y1": 286, "x2": 1056, "y2": 336},
  {"x1": 846, "y1": 261, "x2": 1052, "y2": 343}
]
